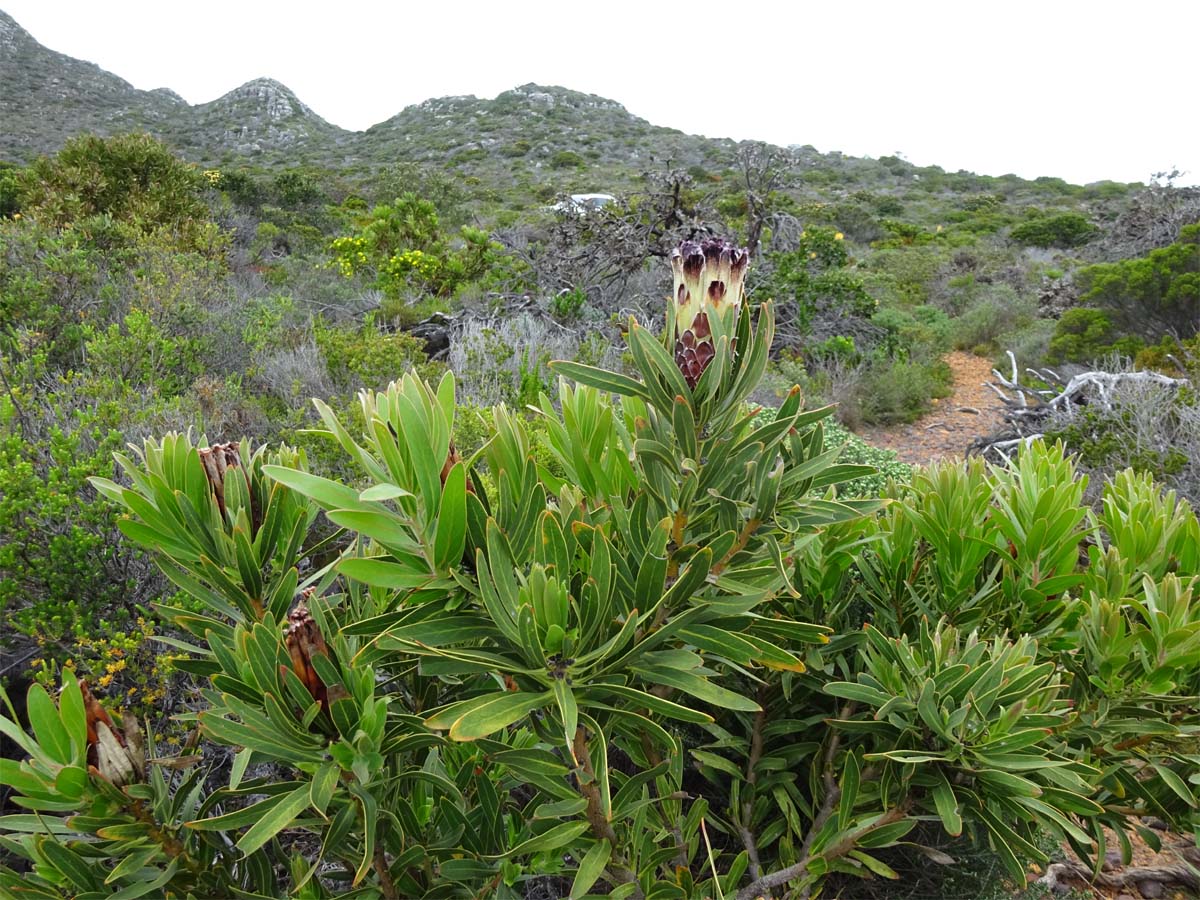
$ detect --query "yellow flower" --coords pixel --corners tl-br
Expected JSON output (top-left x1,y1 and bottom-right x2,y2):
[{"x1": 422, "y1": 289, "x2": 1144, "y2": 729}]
[
  {"x1": 834, "y1": 232, "x2": 844, "y2": 240},
  {"x1": 98, "y1": 674, "x2": 113, "y2": 688}
]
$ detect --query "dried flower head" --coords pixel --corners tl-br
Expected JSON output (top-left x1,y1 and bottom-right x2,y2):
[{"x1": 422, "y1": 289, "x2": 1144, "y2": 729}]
[
  {"x1": 80, "y1": 680, "x2": 145, "y2": 785},
  {"x1": 283, "y1": 590, "x2": 348, "y2": 712},
  {"x1": 198, "y1": 441, "x2": 261, "y2": 534}
]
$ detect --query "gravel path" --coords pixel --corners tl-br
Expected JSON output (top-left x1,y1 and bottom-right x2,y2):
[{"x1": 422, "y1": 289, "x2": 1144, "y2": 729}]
[{"x1": 856, "y1": 352, "x2": 1003, "y2": 465}]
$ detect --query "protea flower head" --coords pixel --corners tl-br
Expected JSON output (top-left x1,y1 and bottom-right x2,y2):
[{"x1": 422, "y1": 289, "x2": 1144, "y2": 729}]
[
  {"x1": 80, "y1": 680, "x2": 145, "y2": 785},
  {"x1": 199, "y1": 441, "x2": 262, "y2": 535},
  {"x1": 283, "y1": 590, "x2": 348, "y2": 713},
  {"x1": 671, "y1": 238, "x2": 750, "y2": 388}
]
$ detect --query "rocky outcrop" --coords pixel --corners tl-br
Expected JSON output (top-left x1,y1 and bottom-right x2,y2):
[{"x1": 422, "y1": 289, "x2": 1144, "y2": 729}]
[{"x1": 191, "y1": 78, "x2": 347, "y2": 154}]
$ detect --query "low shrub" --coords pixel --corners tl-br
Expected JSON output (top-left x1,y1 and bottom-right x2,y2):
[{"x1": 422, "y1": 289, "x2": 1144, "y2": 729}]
[
  {"x1": 1010, "y1": 212, "x2": 1098, "y2": 248},
  {"x1": 858, "y1": 356, "x2": 953, "y2": 424},
  {"x1": 951, "y1": 284, "x2": 1036, "y2": 353},
  {"x1": 1047, "y1": 307, "x2": 1144, "y2": 364}
]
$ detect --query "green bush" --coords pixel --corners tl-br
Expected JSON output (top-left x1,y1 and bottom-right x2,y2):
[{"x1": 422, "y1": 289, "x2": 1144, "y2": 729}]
[
  {"x1": 328, "y1": 194, "x2": 519, "y2": 299},
  {"x1": 18, "y1": 133, "x2": 208, "y2": 242},
  {"x1": 767, "y1": 227, "x2": 875, "y2": 334},
  {"x1": 858, "y1": 356, "x2": 953, "y2": 424},
  {"x1": 3, "y1": 164, "x2": 1200, "y2": 898},
  {"x1": 1074, "y1": 223, "x2": 1200, "y2": 341},
  {"x1": 1010, "y1": 212, "x2": 1098, "y2": 248},
  {"x1": 549, "y1": 150, "x2": 586, "y2": 169},
  {"x1": 1047, "y1": 307, "x2": 1144, "y2": 364},
  {"x1": 951, "y1": 284, "x2": 1036, "y2": 352},
  {"x1": 313, "y1": 317, "x2": 438, "y2": 393},
  {"x1": 0, "y1": 163, "x2": 21, "y2": 218},
  {"x1": 0, "y1": 387, "x2": 135, "y2": 646}
]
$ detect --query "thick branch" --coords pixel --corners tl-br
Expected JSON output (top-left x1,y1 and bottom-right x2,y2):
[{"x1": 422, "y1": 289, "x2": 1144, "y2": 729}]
[
  {"x1": 732, "y1": 705, "x2": 897, "y2": 900},
  {"x1": 1038, "y1": 861, "x2": 1199, "y2": 893},
  {"x1": 573, "y1": 726, "x2": 642, "y2": 896},
  {"x1": 374, "y1": 845, "x2": 399, "y2": 900},
  {"x1": 738, "y1": 697, "x2": 768, "y2": 880},
  {"x1": 712, "y1": 517, "x2": 762, "y2": 576}
]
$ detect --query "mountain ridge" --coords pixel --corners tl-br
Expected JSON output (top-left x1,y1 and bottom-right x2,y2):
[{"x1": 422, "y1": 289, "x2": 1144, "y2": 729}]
[{"x1": 0, "y1": 6, "x2": 1128, "y2": 196}]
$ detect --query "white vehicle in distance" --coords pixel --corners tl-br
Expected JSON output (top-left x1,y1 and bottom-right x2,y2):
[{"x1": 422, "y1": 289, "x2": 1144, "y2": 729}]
[{"x1": 551, "y1": 193, "x2": 617, "y2": 215}]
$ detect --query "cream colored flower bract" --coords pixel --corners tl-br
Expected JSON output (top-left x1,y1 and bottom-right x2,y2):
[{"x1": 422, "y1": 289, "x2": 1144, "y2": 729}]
[{"x1": 670, "y1": 238, "x2": 749, "y2": 388}]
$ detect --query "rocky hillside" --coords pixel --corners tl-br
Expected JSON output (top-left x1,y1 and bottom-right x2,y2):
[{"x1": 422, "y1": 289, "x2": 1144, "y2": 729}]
[
  {"x1": 0, "y1": 9, "x2": 186, "y2": 158},
  {"x1": 0, "y1": 9, "x2": 741, "y2": 178},
  {"x1": 0, "y1": 6, "x2": 1139, "y2": 212}
]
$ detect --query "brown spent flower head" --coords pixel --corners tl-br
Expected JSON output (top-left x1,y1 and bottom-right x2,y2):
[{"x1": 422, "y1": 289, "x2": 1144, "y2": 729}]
[
  {"x1": 198, "y1": 441, "x2": 261, "y2": 534},
  {"x1": 671, "y1": 238, "x2": 749, "y2": 388},
  {"x1": 283, "y1": 590, "x2": 348, "y2": 711},
  {"x1": 80, "y1": 680, "x2": 145, "y2": 786}
]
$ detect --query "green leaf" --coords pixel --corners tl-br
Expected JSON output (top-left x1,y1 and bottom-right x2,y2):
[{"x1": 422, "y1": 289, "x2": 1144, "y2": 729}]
[
  {"x1": 235, "y1": 786, "x2": 312, "y2": 855},
  {"x1": 0, "y1": 815, "x2": 72, "y2": 834},
  {"x1": 187, "y1": 788, "x2": 301, "y2": 831},
  {"x1": 631, "y1": 665, "x2": 760, "y2": 712},
  {"x1": 57, "y1": 671, "x2": 86, "y2": 766},
  {"x1": 351, "y1": 784, "x2": 378, "y2": 886},
  {"x1": 229, "y1": 748, "x2": 252, "y2": 791},
  {"x1": 358, "y1": 483, "x2": 413, "y2": 502},
  {"x1": 824, "y1": 682, "x2": 891, "y2": 707},
  {"x1": 1154, "y1": 763, "x2": 1197, "y2": 808},
  {"x1": 53, "y1": 766, "x2": 88, "y2": 801},
  {"x1": 263, "y1": 465, "x2": 367, "y2": 513},
  {"x1": 26, "y1": 684, "x2": 71, "y2": 765},
  {"x1": 628, "y1": 322, "x2": 693, "y2": 409},
  {"x1": 553, "y1": 679, "x2": 579, "y2": 762},
  {"x1": 550, "y1": 361, "x2": 652, "y2": 402},
  {"x1": 37, "y1": 837, "x2": 101, "y2": 891},
  {"x1": 108, "y1": 861, "x2": 179, "y2": 900},
  {"x1": 839, "y1": 752, "x2": 860, "y2": 830},
  {"x1": 445, "y1": 692, "x2": 552, "y2": 742},
  {"x1": 580, "y1": 684, "x2": 714, "y2": 725},
  {"x1": 104, "y1": 844, "x2": 162, "y2": 884},
  {"x1": 338, "y1": 557, "x2": 434, "y2": 589},
  {"x1": 931, "y1": 770, "x2": 963, "y2": 836},
  {"x1": 310, "y1": 763, "x2": 339, "y2": 817},
  {"x1": 490, "y1": 820, "x2": 589, "y2": 859},
  {"x1": 433, "y1": 462, "x2": 467, "y2": 570},
  {"x1": 691, "y1": 750, "x2": 743, "y2": 780},
  {"x1": 848, "y1": 849, "x2": 900, "y2": 880},
  {"x1": 325, "y1": 509, "x2": 418, "y2": 552},
  {"x1": 570, "y1": 839, "x2": 612, "y2": 899}
]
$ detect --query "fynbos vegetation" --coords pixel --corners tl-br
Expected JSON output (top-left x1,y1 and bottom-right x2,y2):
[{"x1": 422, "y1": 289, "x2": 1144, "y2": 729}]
[
  {"x1": 1, "y1": 10, "x2": 1198, "y2": 897},
  {"x1": 2, "y1": 244, "x2": 1199, "y2": 899}
]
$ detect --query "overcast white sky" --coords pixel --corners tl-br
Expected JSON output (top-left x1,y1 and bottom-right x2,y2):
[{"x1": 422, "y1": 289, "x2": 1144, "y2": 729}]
[{"x1": 6, "y1": 0, "x2": 1199, "y2": 185}]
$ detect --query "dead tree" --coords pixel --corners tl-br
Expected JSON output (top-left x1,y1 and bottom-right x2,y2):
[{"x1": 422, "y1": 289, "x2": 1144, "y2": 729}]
[
  {"x1": 969, "y1": 351, "x2": 1192, "y2": 464},
  {"x1": 734, "y1": 142, "x2": 795, "y2": 259},
  {"x1": 494, "y1": 171, "x2": 719, "y2": 316},
  {"x1": 1095, "y1": 172, "x2": 1200, "y2": 260}
]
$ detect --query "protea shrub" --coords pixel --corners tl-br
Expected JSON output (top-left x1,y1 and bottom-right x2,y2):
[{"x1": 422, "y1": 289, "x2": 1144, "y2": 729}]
[{"x1": 0, "y1": 242, "x2": 1197, "y2": 900}]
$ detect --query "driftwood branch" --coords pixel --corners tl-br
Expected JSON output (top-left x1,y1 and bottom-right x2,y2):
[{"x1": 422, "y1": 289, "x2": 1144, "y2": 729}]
[
  {"x1": 970, "y1": 352, "x2": 1191, "y2": 464},
  {"x1": 1037, "y1": 860, "x2": 1200, "y2": 893}
]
